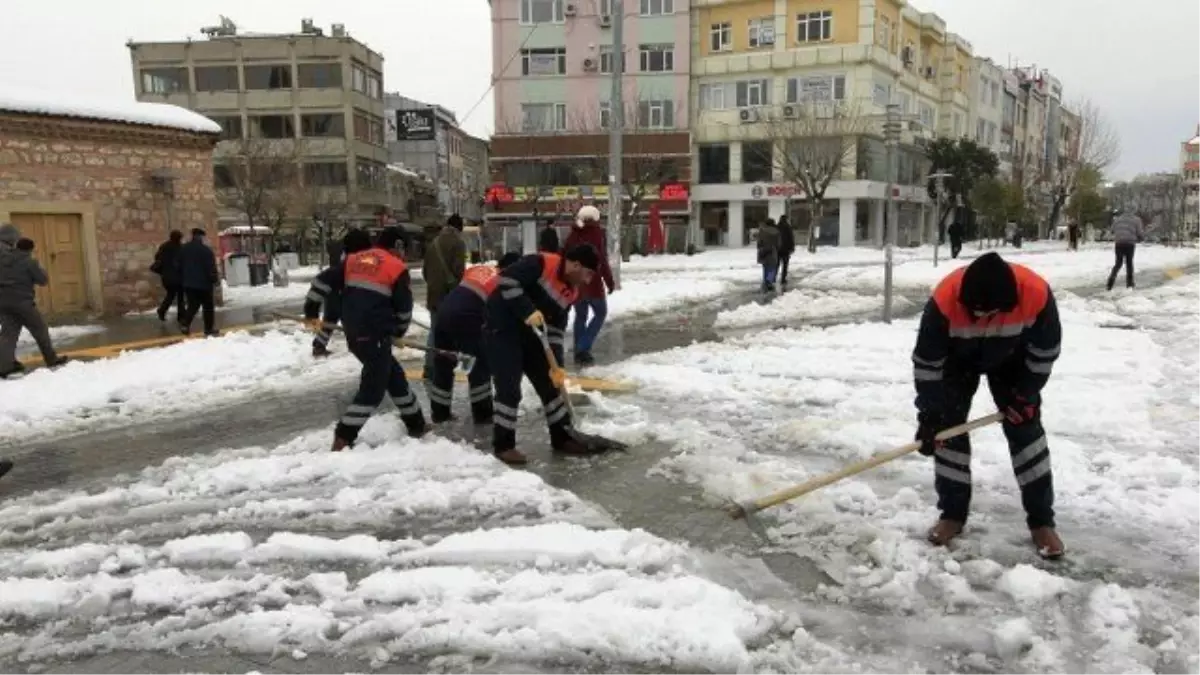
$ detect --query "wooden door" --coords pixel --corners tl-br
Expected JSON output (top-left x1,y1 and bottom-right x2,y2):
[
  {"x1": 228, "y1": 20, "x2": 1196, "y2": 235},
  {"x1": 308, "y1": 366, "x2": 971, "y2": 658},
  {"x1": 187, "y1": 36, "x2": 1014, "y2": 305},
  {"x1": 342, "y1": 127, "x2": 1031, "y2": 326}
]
[{"x1": 9, "y1": 213, "x2": 87, "y2": 315}]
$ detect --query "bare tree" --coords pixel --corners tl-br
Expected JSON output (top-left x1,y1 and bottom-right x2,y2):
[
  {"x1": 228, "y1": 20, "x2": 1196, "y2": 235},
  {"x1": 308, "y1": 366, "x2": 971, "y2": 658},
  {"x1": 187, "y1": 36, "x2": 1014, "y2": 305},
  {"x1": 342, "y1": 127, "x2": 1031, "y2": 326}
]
[
  {"x1": 1107, "y1": 173, "x2": 1187, "y2": 245},
  {"x1": 743, "y1": 101, "x2": 869, "y2": 252},
  {"x1": 1046, "y1": 98, "x2": 1120, "y2": 234},
  {"x1": 216, "y1": 138, "x2": 300, "y2": 231}
]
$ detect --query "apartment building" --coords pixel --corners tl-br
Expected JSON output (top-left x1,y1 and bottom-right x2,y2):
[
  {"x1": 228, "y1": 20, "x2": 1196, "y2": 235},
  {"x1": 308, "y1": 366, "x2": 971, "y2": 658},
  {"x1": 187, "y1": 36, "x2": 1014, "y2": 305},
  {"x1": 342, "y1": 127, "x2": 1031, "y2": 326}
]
[
  {"x1": 384, "y1": 93, "x2": 489, "y2": 222},
  {"x1": 970, "y1": 56, "x2": 1005, "y2": 171},
  {"x1": 1182, "y1": 128, "x2": 1199, "y2": 237},
  {"x1": 486, "y1": 0, "x2": 692, "y2": 229},
  {"x1": 690, "y1": 0, "x2": 974, "y2": 248},
  {"x1": 129, "y1": 18, "x2": 392, "y2": 229}
]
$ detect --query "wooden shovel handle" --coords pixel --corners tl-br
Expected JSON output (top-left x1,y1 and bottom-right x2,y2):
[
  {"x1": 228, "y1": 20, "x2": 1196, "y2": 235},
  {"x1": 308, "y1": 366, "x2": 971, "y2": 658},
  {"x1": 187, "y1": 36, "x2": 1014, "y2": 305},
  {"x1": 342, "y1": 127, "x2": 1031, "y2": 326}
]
[{"x1": 745, "y1": 412, "x2": 1005, "y2": 515}]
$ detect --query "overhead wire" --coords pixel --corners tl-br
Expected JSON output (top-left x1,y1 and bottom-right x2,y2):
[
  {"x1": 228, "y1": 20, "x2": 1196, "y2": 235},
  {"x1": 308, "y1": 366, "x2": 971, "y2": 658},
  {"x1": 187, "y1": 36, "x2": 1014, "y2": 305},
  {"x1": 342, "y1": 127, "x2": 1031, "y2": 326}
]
[{"x1": 459, "y1": 22, "x2": 542, "y2": 130}]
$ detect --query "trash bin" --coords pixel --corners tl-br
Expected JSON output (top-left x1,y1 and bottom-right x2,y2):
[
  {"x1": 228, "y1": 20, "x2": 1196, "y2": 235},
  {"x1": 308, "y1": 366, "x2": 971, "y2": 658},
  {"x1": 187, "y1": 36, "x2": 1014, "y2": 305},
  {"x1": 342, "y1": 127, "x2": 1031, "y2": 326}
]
[
  {"x1": 225, "y1": 253, "x2": 250, "y2": 287},
  {"x1": 274, "y1": 252, "x2": 300, "y2": 271},
  {"x1": 249, "y1": 262, "x2": 270, "y2": 287}
]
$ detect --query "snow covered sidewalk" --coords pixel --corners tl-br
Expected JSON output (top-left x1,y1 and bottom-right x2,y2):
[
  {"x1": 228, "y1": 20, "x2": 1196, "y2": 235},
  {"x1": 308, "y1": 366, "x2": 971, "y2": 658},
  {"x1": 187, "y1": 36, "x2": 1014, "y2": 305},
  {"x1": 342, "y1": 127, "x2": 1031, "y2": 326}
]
[
  {"x1": 16, "y1": 324, "x2": 104, "y2": 351},
  {"x1": 0, "y1": 418, "x2": 809, "y2": 671},
  {"x1": 592, "y1": 276, "x2": 1200, "y2": 672}
]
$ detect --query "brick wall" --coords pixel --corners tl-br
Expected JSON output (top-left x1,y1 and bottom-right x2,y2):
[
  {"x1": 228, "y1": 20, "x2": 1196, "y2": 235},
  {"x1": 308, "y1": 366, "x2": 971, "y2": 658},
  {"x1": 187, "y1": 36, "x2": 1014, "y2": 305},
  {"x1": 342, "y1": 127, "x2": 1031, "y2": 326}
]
[{"x1": 0, "y1": 113, "x2": 218, "y2": 316}]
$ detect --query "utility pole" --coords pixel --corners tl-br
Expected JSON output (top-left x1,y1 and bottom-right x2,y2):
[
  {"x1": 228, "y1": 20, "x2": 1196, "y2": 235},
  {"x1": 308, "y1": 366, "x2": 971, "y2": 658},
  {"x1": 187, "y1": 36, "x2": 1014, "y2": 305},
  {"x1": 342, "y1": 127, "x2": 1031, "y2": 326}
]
[
  {"x1": 881, "y1": 101, "x2": 902, "y2": 323},
  {"x1": 606, "y1": 0, "x2": 624, "y2": 286}
]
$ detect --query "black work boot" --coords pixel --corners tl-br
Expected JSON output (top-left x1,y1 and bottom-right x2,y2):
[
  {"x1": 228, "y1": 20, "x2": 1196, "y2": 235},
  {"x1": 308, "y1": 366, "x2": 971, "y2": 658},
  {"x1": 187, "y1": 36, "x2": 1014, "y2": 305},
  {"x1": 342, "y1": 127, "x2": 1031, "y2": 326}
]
[
  {"x1": 330, "y1": 436, "x2": 351, "y2": 453},
  {"x1": 494, "y1": 448, "x2": 528, "y2": 465},
  {"x1": 312, "y1": 344, "x2": 331, "y2": 358}
]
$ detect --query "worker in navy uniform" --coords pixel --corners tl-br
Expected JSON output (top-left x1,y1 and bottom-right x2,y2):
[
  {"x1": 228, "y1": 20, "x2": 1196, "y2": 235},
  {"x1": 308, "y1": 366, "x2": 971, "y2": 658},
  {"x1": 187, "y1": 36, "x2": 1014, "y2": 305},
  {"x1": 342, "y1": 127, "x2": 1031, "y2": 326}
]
[
  {"x1": 912, "y1": 252, "x2": 1064, "y2": 559},
  {"x1": 486, "y1": 243, "x2": 623, "y2": 465},
  {"x1": 306, "y1": 228, "x2": 373, "y2": 358},
  {"x1": 305, "y1": 227, "x2": 429, "y2": 451},
  {"x1": 428, "y1": 252, "x2": 521, "y2": 426}
]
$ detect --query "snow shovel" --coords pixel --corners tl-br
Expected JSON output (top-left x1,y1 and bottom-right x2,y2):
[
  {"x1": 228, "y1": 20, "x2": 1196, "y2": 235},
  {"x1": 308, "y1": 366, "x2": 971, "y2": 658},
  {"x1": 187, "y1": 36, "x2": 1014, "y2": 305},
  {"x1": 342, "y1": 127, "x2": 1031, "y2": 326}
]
[
  {"x1": 532, "y1": 323, "x2": 628, "y2": 453},
  {"x1": 272, "y1": 313, "x2": 476, "y2": 374},
  {"x1": 726, "y1": 412, "x2": 1005, "y2": 532}
]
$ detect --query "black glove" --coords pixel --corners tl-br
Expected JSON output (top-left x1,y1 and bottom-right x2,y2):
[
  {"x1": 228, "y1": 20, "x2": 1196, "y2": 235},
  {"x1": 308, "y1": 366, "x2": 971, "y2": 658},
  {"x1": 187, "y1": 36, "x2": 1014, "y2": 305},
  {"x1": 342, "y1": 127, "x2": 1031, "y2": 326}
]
[{"x1": 915, "y1": 412, "x2": 943, "y2": 457}]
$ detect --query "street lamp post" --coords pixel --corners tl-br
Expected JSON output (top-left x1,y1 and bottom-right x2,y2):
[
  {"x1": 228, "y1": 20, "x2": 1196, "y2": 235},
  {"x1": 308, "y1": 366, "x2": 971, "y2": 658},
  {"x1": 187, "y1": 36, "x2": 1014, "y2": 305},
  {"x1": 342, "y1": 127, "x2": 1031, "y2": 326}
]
[
  {"x1": 928, "y1": 171, "x2": 952, "y2": 267},
  {"x1": 881, "y1": 102, "x2": 903, "y2": 324}
]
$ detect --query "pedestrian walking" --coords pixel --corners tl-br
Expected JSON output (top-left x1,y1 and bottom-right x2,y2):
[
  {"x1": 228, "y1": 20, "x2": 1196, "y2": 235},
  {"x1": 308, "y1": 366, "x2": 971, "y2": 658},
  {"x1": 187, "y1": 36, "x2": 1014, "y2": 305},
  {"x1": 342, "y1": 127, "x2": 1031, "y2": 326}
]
[
  {"x1": 777, "y1": 215, "x2": 796, "y2": 286},
  {"x1": 1068, "y1": 223, "x2": 1081, "y2": 251},
  {"x1": 756, "y1": 218, "x2": 781, "y2": 292},
  {"x1": 427, "y1": 252, "x2": 522, "y2": 425},
  {"x1": 308, "y1": 227, "x2": 429, "y2": 452},
  {"x1": 1106, "y1": 209, "x2": 1144, "y2": 290},
  {"x1": 306, "y1": 228, "x2": 373, "y2": 358},
  {"x1": 538, "y1": 219, "x2": 560, "y2": 253},
  {"x1": 0, "y1": 224, "x2": 68, "y2": 379},
  {"x1": 152, "y1": 230, "x2": 184, "y2": 322},
  {"x1": 422, "y1": 214, "x2": 467, "y2": 378},
  {"x1": 563, "y1": 205, "x2": 616, "y2": 366},
  {"x1": 948, "y1": 221, "x2": 964, "y2": 259},
  {"x1": 486, "y1": 245, "x2": 621, "y2": 464},
  {"x1": 176, "y1": 228, "x2": 220, "y2": 337},
  {"x1": 911, "y1": 252, "x2": 1064, "y2": 559}
]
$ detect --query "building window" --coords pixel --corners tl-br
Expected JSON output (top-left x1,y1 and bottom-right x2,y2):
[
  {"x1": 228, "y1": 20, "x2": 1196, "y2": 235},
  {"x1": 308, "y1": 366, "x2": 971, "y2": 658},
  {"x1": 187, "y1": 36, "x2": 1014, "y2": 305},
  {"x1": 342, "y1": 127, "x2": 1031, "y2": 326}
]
[
  {"x1": 300, "y1": 113, "x2": 345, "y2": 138},
  {"x1": 193, "y1": 66, "x2": 238, "y2": 92},
  {"x1": 599, "y1": 46, "x2": 625, "y2": 74},
  {"x1": 298, "y1": 63, "x2": 343, "y2": 89},
  {"x1": 599, "y1": 101, "x2": 612, "y2": 129},
  {"x1": 244, "y1": 65, "x2": 293, "y2": 90},
  {"x1": 521, "y1": 0, "x2": 564, "y2": 23},
  {"x1": 209, "y1": 115, "x2": 243, "y2": 140},
  {"x1": 521, "y1": 103, "x2": 567, "y2": 132},
  {"x1": 698, "y1": 144, "x2": 730, "y2": 184},
  {"x1": 370, "y1": 116, "x2": 384, "y2": 145},
  {"x1": 735, "y1": 79, "x2": 770, "y2": 108},
  {"x1": 350, "y1": 64, "x2": 381, "y2": 98},
  {"x1": 786, "y1": 74, "x2": 845, "y2": 103},
  {"x1": 748, "y1": 18, "x2": 775, "y2": 48},
  {"x1": 639, "y1": 0, "x2": 673, "y2": 16},
  {"x1": 986, "y1": 122, "x2": 996, "y2": 146},
  {"x1": 919, "y1": 103, "x2": 936, "y2": 129},
  {"x1": 872, "y1": 82, "x2": 890, "y2": 106},
  {"x1": 305, "y1": 162, "x2": 348, "y2": 187},
  {"x1": 699, "y1": 83, "x2": 728, "y2": 110},
  {"x1": 742, "y1": 141, "x2": 773, "y2": 182},
  {"x1": 710, "y1": 22, "x2": 732, "y2": 52},
  {"x1": 356, "y1": 159, "x2": 386, "y2": 190},
  {"x1": 636, "y1": 100, "x2": 674, "y2": 128},
  {"x1": 639, "y1": 44, "x2": 674, "y2": 72},
  {"x1": 796, "y1": 10, "x2": 833, "y2": 43},
  {"x1": 991, "y1": 82, "x2": 1001, "y2": 107},
  {"x1": 898, "y1": 91, "x2": 912, "y2": 114},
  {"x1": 953, "y1": 113, "x2": 963, "y2": 138},
  {"x1": 213, "y1": 164, "x2": 235, "y2": 189},
  {"x1": 876, "y1": 15, "x2": 892, "y2": 51},
  {"x1": 250, "y1": 114, "x2": 295, "y2": 139},
  {"x1": 140, "y1": 68, "x2": 187, "y2": 94},
  {"x1": 521, "y1": 48, "x2": 567, "y2": 75},
  {"x1": 600, "y1": 0, "x2": 613, "y2": 16}
]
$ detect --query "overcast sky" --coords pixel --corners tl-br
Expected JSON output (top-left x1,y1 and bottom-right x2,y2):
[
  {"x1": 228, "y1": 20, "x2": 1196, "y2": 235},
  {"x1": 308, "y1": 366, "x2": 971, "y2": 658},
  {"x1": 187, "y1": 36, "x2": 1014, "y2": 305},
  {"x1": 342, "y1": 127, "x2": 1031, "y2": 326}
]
[{"x1": 1, "y1": 1, "x2": 1195, "y2": 179}]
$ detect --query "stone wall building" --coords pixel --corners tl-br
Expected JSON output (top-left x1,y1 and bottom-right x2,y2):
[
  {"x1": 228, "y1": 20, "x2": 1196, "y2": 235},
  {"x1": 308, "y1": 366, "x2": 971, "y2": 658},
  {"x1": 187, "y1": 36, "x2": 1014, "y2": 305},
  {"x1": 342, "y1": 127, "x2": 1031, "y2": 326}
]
[{"x1": 0, "y1": 91, "x2": 220, "y2": 317}]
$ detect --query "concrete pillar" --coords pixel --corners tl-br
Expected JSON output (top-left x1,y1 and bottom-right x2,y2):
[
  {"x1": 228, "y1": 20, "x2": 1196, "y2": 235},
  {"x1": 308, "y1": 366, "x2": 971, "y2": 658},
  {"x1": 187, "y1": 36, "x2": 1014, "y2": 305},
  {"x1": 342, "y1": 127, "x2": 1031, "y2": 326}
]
[
  {"x1": 728, "y1": 200, "x2": 745, "y2": 247},
  {"x1": 869, "y1": 200, "x2": 884, "y2": 247},
  {"x1": 689, "y1": 200, "x2": 702, "y2": 250},
  {"x1": 521, "y1": 219, "x2": 537, "y2": 254},
  {"x1": 838, "y1": 198, "x2": 857, "y2": 247},
  {"x1": 729, "y1": 141, "x2": 743, "y2": 184},
  {"x1": 768, "y1": 199, "x2": 786, "y2": 222}
]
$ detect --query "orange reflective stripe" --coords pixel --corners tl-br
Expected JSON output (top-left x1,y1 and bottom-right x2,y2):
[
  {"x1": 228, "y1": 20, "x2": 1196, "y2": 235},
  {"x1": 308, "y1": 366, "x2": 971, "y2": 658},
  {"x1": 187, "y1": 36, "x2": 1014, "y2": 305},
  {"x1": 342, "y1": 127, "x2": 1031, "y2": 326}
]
[
  {"x1": 462, "y1": 265, "x2": 498, "y2": 300},
  {"x1": 344, "y1": 249, "x2": 407, "y2": 296},
  {"x1": 538, "y1": 253, "x2": 577, "y2": 308},
  {"x1": 932, "y1": 262, "x2": 1049, "y2": 335}
]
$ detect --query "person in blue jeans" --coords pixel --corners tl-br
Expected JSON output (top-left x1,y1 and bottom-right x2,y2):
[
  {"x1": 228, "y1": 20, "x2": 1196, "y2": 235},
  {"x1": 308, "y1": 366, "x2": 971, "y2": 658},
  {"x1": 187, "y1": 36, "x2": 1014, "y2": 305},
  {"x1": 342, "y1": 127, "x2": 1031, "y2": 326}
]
[
  {"x1": 757, "y1": 218, "x2": 781, "y2": 292},
  {"x1": 563, "y1": 205, "x2": 616, "y2": 366}
]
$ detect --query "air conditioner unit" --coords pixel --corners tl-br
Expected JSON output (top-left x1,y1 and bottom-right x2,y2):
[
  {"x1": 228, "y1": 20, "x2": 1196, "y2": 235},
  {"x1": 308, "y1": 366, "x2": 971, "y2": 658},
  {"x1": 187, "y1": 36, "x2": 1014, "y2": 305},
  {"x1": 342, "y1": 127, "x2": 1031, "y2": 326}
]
[
  {"x1": 599, "y1": 14, "x2": 612, "y2": 28},
  {"x1": 782, "y1": 104, "x2": 799, "y2": 119},
  {"x1": 582, "y1": 57, "x2": 597, "y2": 72},
  {"x1": 564, "y1": 2, "x2": 578, "y2": 16},
  {"x1": 738, "y1": 108, "x2": 758, "y2": 124}
]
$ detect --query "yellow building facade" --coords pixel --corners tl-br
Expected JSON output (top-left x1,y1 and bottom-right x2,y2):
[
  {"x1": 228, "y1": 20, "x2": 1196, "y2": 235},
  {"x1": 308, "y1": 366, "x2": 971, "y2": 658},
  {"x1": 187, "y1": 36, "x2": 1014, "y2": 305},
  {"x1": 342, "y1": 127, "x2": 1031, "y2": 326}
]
[{"x1": 689, "y1": 0, "x2": 973, "y2": 247}]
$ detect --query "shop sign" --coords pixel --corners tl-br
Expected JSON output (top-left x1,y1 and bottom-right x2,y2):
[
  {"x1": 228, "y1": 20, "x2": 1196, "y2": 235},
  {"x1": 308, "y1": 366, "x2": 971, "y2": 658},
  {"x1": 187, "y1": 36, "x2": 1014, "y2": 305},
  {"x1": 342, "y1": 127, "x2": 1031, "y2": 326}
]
[{"x1": 751, "y1": 183, "x2": 803, "y2": 198}]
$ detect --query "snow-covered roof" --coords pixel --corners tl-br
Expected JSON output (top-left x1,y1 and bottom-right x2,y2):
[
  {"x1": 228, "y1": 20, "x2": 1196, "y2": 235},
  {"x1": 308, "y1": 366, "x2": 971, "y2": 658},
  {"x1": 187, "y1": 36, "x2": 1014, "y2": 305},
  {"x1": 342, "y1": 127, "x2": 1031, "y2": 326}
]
[
  {"x1": 1187, "y1": 135, "x2": 1200, "y2": 146},
  {"x1": 0, "y1": 87, "x2": 221, "y2": 135}
]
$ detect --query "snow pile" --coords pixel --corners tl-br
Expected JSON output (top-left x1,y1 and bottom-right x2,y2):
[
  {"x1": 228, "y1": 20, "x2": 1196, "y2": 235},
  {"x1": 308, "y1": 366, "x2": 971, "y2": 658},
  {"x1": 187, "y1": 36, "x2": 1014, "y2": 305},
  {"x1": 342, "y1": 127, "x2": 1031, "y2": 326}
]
[
  {"x1": 803, "y1": 245, "x2": 1198, "y2": 293},
  {"x1": 16, "y1": 323, "x2": 104, "y2": 350},
  {"x1": 714, "y1": 289, "x2": 911, "y2": 328},
  {"x1": 607, "y1": 276, "x2": 738, "y2": 319},
  {"x1": 0, "y1": 425, "x2": 793, "y2": 671},
  {"x1": 591, "y1": 275, "x2": 1200, "y2": 671},
  {"x1": 0, "y1": 87, "x2": 221, "y2": 134}
]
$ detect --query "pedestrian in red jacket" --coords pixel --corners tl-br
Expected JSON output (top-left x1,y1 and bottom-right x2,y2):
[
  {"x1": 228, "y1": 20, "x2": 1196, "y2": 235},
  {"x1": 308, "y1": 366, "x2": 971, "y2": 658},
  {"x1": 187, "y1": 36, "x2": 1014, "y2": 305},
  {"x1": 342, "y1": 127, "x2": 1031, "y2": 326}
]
[{"x1": 563, "y1": 205, "x2": 617, "y2": 365}]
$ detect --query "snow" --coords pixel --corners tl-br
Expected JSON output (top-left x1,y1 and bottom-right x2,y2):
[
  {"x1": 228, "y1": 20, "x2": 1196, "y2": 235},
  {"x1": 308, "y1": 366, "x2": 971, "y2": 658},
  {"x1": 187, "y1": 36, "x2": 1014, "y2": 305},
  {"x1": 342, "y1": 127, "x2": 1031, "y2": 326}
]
[
  {"x1": 589, "y1": 273, "x2": 1200, "y2": 671},
  {"x1": 16, "y1": 323, "x2": 104, "y2": 350},
  {"x1": 0, "y1": 86, "x2": 221, "y2": 134},
  {"x1": 714, "y1": 289, "x2": 911, "y2": 329},
  {"x1": 0, "y1": 424, "x2": 796, "y2": 671}
]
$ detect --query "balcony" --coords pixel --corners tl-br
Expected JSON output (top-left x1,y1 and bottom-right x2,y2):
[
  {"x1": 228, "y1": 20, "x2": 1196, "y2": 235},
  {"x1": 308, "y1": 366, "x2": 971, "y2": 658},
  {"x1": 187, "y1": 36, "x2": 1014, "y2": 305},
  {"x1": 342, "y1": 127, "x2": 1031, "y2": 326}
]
[{"x1": 695, "y1": 44, "x2": 872, "y2": 77}]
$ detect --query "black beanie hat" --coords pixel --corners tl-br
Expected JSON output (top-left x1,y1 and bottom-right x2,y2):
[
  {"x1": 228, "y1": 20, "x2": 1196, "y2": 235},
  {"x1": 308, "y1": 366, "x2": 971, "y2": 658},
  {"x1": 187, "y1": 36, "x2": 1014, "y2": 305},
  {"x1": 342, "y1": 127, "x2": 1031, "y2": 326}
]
[
  {"x1": 342, "y1": 228, "x2": 373, "y2": 254},
  {"x1": 447, "y1": 213, "x2": 464, "y2": 230},
  {"x1": 497, "y1": 252, "x2": 522, "y2": 269},
  {"x1": 959, "y1": 252, "x2": 1018, "y2": 312},
  {"x1": 564, "y1": 243, "x2": 600, "y2": 271},
  {"x1": 375, "y1": 226, "x2": 403, "y2": 251}
]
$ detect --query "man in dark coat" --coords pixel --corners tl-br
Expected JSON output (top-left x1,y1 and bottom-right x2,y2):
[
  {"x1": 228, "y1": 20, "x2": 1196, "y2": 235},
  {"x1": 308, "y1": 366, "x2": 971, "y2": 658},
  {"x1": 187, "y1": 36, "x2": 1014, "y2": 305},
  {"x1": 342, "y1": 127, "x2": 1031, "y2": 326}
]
[
  {"x1": 777, "y1": 215, "x2": 796, "y2": 286},
  {"x1": 176, "y1": 228, "x2": 220, "y2": 337},
  {"x1": 0, "y1": 223, "x2": 67, "y2": 378},
  {"x1": 422, "y1": 214, "x2": 467, "y2": 379},
  {"x1": 153, "y1": 230, "x2": 185, "y2": 322},
  {"x1": 539, "y1": 219, "x2": 560, "y2": 253}
]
